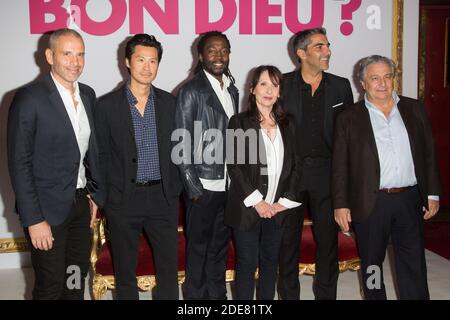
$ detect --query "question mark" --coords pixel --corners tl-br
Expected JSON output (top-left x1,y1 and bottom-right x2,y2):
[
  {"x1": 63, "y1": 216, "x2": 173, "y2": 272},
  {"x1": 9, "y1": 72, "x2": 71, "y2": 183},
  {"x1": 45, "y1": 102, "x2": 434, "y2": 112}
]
[{"x1": 340, "y1": 0, "x2": 362, "y2": 36}]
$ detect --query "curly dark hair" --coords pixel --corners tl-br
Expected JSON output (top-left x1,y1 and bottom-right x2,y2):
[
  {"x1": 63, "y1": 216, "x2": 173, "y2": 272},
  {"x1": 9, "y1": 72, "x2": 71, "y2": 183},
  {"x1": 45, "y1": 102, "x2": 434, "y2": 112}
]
[{"x1": 247, "y1": 65, "x2": 287, "y2": 125}]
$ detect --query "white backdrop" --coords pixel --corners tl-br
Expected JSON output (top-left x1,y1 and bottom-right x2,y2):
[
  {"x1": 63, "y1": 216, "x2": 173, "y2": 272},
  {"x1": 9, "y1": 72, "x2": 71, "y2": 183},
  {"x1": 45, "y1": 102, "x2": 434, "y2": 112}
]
[{"x1": 0, "y1": 0, "x2": 418, "y2": 268}]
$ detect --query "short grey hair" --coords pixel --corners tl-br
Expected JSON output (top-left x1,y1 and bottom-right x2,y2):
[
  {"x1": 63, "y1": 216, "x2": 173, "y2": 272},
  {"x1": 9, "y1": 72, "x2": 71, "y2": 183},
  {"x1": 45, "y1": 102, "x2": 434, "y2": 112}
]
[
  {"x1": 357, "y1": 55, "x2": 396, "y2": 82},
  {"x1": 292, "y1": 27, "x2": 327, "y2": 55},
  {"x1": 48, "y1": 28, "x2": 83, "y2": 50}
]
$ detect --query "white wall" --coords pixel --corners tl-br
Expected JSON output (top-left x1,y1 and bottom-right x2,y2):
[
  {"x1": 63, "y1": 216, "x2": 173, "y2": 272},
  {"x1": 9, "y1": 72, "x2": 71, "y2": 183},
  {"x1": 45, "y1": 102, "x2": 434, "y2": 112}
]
[
  {"x1": 0, "y1": 0, "x2": 418, "y2": 268},
  {"x1": 403, "y1": 0, "x2": 420, "y2": 98}
]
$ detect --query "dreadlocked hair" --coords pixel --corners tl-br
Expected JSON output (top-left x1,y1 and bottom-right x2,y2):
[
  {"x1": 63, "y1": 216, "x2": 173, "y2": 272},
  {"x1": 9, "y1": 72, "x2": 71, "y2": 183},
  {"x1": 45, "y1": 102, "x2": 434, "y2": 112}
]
[{"x1": 193, "y1": 30, "x2": 235, "y2": 84}]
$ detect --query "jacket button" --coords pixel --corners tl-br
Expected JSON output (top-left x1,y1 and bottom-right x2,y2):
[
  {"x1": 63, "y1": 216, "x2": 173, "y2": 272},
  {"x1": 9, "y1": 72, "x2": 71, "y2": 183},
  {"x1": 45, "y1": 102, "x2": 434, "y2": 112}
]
[
  {"x1": 131, "y1": 178, "x2": 135, "y2": 183},
  {"x1": 132, "y1": 158, "x2": 137, "y2": 163}
]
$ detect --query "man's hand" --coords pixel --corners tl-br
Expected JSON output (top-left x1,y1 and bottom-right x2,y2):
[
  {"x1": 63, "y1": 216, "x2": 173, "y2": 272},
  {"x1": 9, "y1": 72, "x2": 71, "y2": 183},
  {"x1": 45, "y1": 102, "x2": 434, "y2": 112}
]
[
  {"x1": 424, "y1": 199, "x2": 439, "y2": 220},
  {"x1": 255, "y1": 200, "x2": 276, "y2": 218},
  {"x1": 272, "y1": 202, "x2": 287, "y2": 214},
  {"x1": 334, "y1": 208, "x2": 352, "y2": 232},
  {"x1": 28, "y1": 221, "x2": 53, "y2": 251},
  {"x1": 87, "y1": 194, "x2": 98, "y2": 229}
]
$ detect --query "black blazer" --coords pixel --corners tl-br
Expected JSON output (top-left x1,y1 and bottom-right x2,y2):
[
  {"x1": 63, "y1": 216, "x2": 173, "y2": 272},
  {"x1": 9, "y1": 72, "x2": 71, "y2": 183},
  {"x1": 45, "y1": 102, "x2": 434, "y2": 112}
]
[
  {"x1": 7, "y1": 74, "x2": 104, "y2": 227},
  {"x1": 225, "y1": 112, "x2": 302, "y2": 231},
  {"x1": 282, "y1": 70, "x2": 354, "y2": 151},
  {"x1": 95, "y1": 84, "x2": 182, "y2": 209},
  {"x1": 332, "y1": 97, "x2": 442, "y2": 223}
]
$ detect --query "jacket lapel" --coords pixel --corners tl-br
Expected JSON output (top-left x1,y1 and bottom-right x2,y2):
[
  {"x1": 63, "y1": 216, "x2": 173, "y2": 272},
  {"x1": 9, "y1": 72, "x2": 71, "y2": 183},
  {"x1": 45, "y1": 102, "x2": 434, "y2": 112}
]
[
  {"x1": 357, "y1": 101, "x2": 380, "y2": 168},
  {"x1": 118, "y1": 84, "x2": 135, "y2": 137},
  {"x1": 200, "y1": 71, "x2": 233, "y2": 118},
  {"x1": 291, "y1": 71, "x2": 303, "y2": 128},
  {"x1": 227, "y1": 85, "x2": 239, "y2": 115},
  {"x1": 152, "y1": 87, "x2": 164, "y2": 157},
  {"x1": 79, "y1": 89, "x2": 94, "y2": 133},
  {"x1": 278, "y1": 123, "x2": 292, "y2": 183},
  {"x1": 397, "y1": 98, "x2": 417, "y2": 162},
  {"x1": 44, "y1": 74, "x2": 78, "y2": 150}
]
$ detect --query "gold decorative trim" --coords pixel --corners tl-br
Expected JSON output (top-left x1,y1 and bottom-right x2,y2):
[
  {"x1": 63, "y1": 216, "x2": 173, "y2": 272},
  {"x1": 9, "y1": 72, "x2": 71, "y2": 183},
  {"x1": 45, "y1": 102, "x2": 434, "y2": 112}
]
[
  {"x1": 0, "y1": 237, "x2": 29, "y2": 253},
  {"x1": 445, "y1": 18, "x2": 449, "y2": 87},
  {"x1": 418, "y1": 9, "x2": 427, "y2": 101},
  {"x1": 91, "y1": 258, "x2": 361, "y2": 299},
  {"x1": 392, "y1": 0, "x2": 404, "y2": 94}
]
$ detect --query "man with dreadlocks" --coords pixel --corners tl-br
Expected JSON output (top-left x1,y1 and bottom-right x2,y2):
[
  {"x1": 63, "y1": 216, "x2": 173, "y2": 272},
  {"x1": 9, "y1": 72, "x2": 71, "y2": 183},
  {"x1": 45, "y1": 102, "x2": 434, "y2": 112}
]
[{"x1": 175, "y1": 31, "x2": 239, "y2": 300}]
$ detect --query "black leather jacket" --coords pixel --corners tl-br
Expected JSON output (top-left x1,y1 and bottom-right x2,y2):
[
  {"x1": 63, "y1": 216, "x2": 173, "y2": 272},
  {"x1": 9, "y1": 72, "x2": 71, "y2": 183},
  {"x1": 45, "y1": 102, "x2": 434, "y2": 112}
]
[{"x1": 174, "y1": 71, "x2": 239, "y2": 199}]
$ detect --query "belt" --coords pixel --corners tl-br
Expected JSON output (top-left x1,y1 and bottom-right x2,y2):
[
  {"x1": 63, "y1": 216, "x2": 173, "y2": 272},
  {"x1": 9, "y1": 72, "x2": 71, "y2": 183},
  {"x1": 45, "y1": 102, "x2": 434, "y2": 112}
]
[
  {"x1": 75, "y1": 188, "x2": 86, "y2": 196},
  {"x1": 380, "y1": 186, "x2": 412, "y2": 193},
  {"x1": 136, "y1": 179, "x2": 161, "y2": 187}
]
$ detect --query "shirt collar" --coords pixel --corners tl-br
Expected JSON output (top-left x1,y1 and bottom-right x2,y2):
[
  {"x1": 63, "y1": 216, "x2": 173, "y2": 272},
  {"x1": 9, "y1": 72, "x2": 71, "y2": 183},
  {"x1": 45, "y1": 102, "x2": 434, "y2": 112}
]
[
  {"x1": 125, "y1": 83, "x2": 154, "y2": 107},
  {"x1": 50, "y1": 72, "x2": 80, "y2": 97},
  {"x1": 364, "y1": 91, "x2": 400, "y2": 112},
  {"x1": 298, "y1": 70, "x2": 328, "y2": 89},
  {"x1": 203, "y1": 69, "x2": 231, "y2": 89}
]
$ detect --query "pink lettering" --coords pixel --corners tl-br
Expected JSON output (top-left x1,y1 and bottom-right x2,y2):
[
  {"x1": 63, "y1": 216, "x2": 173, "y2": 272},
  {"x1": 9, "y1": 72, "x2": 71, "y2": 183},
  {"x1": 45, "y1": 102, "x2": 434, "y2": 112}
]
[
  {"x1": 239, "y1": 0, "x2": 252, "y2": 34},
  {"x1": 256, "y1": 0, "x2": 282, "y2": 34},
  {"x1": 285, "y1": 0, "x2": 324, "y2": 33},
  {"x1": 129, "y1": 0, "x2": 179, "y2": 34},
  {"x1": 195, "y1": 0, "x2": 237, "y2": 34},
  {"x1": 29, "y1": 0, "x2": 69, "y2": 34},
  {"x1": 71, "y1": 0, "x2": 126, "y2": 36},
  {"x1": 29, "y1": 0, "x2": 333, "y2": 36}
]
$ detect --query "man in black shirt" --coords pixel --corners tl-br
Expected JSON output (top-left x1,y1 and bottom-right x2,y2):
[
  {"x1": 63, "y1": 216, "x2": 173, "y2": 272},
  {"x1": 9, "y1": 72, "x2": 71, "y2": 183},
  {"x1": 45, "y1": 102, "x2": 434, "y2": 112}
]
[{"x1": 278, "y1": 28, "x2": 354, "y2": 300}]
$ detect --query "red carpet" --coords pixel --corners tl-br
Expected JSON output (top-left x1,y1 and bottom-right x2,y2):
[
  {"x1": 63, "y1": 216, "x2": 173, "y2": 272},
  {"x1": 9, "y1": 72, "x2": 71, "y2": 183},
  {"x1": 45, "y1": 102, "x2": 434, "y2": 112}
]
[{"x1": 424, "y1": 222, "x2": 450, "y2": 260}]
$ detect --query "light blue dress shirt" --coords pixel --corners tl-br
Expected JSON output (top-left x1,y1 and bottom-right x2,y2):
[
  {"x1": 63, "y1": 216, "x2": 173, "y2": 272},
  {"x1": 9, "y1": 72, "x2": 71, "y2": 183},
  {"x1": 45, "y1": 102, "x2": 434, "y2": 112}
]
[{"x1": 364, "y1": 92, "x2": 438, "y2": 200}]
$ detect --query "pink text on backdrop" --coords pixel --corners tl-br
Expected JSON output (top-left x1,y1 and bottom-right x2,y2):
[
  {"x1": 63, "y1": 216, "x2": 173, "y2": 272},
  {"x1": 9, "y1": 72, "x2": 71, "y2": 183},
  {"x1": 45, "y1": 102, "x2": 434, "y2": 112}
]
[
  {"x1": 29, "y1": 0, "x2": 336, "y2": 35},
  {"x1": 195, "y1": 0, "x2": 324, "y2": 34},
  {"x1": 29, "y1": 0, "x2": 179, "y2": 35}
]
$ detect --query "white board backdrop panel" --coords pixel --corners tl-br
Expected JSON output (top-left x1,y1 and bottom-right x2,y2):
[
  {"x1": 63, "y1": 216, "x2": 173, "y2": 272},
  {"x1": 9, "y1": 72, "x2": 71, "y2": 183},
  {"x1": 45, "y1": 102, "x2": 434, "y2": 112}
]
[{"x1": 0, "y1": 0, "x2": 418, "y2": 268}]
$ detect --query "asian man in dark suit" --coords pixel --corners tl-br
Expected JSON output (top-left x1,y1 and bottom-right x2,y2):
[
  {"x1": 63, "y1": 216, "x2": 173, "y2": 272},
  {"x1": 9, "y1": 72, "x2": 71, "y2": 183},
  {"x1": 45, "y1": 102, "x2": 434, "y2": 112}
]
[
  {"x1": 278, "y1": 28, "x2": 354, "y2": 300},
  {"x1": 332, "y1": 55, "x2": 441, "y2": 299},
  {"x1": 95, "y1": 34, "x2": 182, "y2": 300},
  {"x1": 7, "y1": 28, "x2": 104, "y2": 300}
]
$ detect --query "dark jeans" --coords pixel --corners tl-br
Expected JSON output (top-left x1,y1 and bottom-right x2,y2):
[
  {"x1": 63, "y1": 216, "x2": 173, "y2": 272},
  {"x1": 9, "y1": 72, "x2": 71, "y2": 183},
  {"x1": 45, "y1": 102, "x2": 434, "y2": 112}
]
[
  {"x1": 183, "y1": 189, "x2": 230, "y2": 300},
  {"x1": 353, "y1": 186, "x2": 429, "y2": 300},
  {"x1": 26, "y1": 189, "x2": 91, "y2": 300},
  {"x1": 233, "y1": 219, "x2": 283, "y2": 300},
  {"x1": 106, "y1": 184, "x2": 179, "y2": 300}
]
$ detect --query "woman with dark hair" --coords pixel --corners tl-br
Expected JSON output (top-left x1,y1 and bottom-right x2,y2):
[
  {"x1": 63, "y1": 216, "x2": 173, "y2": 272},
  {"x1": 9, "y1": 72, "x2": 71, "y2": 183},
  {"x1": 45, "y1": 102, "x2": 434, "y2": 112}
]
[{"x1": 226, "y1": 65, "x2": 302, "y2": 300}]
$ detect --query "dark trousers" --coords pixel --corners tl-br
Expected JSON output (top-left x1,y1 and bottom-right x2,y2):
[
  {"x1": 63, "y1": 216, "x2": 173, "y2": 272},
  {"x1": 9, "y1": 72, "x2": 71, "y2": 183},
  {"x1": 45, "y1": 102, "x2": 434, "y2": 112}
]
[
  {"x1": 183, "y1": 189, "x2": 230, "y2": 300},
  {"x1": 233, "y1": 219, "x2": 283, "y2": 300},
  {"x1": 278, "y1": 162, "x2": 339, "y2": 300},
  {"x1": 106, "y1": 184, "x2": 179, "y2": 300},
  {"x1": 353, "y1": 186, "x2": 429, "y2": 300},
  {"x1": 25, "y1": 189, "x2": 91, "y2": 300}
]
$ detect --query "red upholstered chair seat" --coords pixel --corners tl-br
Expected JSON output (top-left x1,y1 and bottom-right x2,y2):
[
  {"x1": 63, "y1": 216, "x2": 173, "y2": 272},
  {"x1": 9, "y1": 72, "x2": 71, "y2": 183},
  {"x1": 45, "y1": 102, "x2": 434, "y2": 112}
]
[
  {"x1": 299, "y1": 222, "x2": 360, "y2": 274},
  {"x1": 91, "y1": 217, "x2": 359, "y2": 299}
]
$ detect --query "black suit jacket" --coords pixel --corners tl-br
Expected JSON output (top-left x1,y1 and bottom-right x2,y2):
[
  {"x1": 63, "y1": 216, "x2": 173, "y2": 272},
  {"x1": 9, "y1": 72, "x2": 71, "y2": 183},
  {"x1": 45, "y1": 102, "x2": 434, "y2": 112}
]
[
  {"x1": 7, "y1": 74, "x2": 104, "y2": 227},
  {"x1": 225, "y1": 112, "x2": 302, "y2": 231},
  {"x1": 282, "y1": 70, "x2": 354, "y2": 152},
  {"x1": 332, "y1": 97, "x2": 442, "y2": 223},
  {"x1": 95, "y1": 84, "x2": 182, "y2": 209}
]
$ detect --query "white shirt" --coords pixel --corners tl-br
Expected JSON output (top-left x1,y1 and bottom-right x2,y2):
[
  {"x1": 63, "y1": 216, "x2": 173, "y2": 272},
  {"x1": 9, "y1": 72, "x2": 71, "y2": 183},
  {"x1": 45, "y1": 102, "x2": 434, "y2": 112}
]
[
  {"x1": 365, "y1": 92, "x2": 438, "y2": 200},
  {"x1": 51, "y1": 73, "x2": 91, "y2": 189},
  {"x1": 200, "y1": 70, "x2": 235, "y2": 192},
  {"x1": 243, "y1": 127, "x2": 301, "y2": 209}
]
